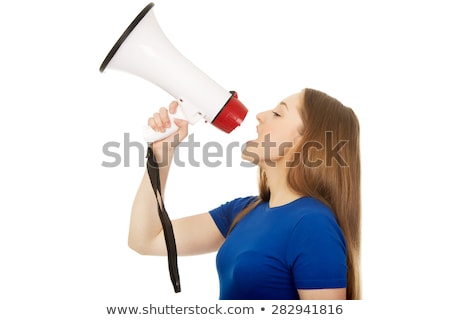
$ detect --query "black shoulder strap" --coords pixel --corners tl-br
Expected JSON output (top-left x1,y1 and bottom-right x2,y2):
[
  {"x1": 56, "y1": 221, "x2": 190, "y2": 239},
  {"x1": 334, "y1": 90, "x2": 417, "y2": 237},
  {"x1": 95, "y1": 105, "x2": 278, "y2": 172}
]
[{"x1": 146, "y1": 146, "x2": 181, "y2": 293}]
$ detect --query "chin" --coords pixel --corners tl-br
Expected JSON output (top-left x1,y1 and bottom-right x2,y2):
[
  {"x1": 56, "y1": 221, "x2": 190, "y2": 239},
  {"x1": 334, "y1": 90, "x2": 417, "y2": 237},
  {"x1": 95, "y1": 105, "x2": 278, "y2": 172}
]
[{"x1": 241, "y1": 143, "x2": 261, "y2": 165}]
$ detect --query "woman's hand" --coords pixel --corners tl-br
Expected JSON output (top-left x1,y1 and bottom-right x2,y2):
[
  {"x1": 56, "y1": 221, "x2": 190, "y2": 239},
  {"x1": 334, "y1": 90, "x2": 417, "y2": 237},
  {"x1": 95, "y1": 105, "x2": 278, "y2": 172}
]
[{"x1": 147, "y1": 101, "x2": 189, "y2": 163}]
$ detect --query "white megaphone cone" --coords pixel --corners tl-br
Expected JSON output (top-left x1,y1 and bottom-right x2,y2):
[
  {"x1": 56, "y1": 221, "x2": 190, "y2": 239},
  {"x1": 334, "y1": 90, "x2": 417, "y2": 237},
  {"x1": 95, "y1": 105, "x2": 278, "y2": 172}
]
[{"x1": 100, "y1": 2, "x2": 248, "y2": 142}]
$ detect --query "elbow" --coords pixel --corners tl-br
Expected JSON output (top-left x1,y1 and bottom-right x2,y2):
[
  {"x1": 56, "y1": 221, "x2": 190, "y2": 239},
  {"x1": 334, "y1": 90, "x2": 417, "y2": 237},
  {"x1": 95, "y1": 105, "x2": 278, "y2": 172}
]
[{"x1": 128, "y1": 238, "x2": 150, "y2": 255}]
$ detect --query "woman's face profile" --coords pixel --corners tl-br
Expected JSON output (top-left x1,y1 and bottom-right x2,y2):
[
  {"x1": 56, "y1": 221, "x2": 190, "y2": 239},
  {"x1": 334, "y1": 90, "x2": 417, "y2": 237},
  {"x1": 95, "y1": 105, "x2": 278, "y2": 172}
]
[{"x1": 242, "y1": 91, "x2": 305, "y2": 166}]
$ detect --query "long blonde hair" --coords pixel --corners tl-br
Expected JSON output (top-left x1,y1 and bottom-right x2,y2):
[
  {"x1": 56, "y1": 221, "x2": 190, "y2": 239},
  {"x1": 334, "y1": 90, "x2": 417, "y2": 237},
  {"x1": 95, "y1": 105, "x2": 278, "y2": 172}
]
[{"x1": 229, "y1": 88, "x2": 361, "y2": 299}]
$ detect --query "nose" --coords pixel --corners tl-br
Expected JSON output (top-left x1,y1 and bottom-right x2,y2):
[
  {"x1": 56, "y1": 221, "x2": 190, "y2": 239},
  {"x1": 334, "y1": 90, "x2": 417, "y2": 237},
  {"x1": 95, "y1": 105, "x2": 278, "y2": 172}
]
[{"x1": 256, "y1": 112, "x2": 264, "y2": 123}]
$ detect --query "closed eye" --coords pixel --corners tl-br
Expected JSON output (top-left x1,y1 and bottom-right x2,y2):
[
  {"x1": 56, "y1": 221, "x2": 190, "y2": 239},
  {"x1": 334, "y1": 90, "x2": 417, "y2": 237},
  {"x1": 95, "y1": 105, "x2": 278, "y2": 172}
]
[{"x1": 272, "y1": 111, "x2": 281, "y2": 117}]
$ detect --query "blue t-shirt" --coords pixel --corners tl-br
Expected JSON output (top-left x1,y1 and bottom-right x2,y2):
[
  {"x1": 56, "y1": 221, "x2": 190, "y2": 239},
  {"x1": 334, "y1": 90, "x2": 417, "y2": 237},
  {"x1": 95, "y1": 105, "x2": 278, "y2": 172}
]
[{"x1": 209, "y1": 196, "x2": 347, "y2": 300}]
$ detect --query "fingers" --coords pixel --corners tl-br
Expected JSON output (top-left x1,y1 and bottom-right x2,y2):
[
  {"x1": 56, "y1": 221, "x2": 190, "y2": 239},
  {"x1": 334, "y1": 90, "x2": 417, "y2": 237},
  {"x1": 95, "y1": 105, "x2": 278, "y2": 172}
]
[
  {"x1": 147, "y1": 101, "x2": 180, "y2": 132},
  {"x1": 158, "y1": 107, "x2": 171, "y2": 128},
  {"x1": 173, "y1": 118, "x2": 188, "y2": 129},
  {"x1": 169, "y1": 101, "x2": 189, "y2": 128},
  {"x1": 168, "y1": 100, "x2": 179, "y2": 114},
  {"x1": 148, "y1": 108, "x2": 168, "y2": 132}
]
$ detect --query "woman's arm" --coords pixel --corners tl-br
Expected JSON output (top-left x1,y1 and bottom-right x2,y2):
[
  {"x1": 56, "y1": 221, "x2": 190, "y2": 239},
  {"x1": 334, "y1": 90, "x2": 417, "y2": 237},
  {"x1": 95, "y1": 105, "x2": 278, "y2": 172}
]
[{"x1": 128, "y1": 102, "x2": 224, "y2": 256}]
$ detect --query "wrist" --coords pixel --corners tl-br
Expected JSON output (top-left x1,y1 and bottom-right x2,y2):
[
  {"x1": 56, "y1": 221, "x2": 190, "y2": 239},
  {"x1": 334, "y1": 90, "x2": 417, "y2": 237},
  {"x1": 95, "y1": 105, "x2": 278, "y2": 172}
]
[{"x1": 148, "y1": 144, "x2": 174, "y2": 168}]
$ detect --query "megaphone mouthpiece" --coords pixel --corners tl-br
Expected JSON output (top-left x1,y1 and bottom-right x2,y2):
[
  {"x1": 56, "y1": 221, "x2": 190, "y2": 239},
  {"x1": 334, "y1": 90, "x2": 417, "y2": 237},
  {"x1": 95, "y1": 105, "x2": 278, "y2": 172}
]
[{"x1": 212, "y1": 91, "x2": 247, "y2": 133}]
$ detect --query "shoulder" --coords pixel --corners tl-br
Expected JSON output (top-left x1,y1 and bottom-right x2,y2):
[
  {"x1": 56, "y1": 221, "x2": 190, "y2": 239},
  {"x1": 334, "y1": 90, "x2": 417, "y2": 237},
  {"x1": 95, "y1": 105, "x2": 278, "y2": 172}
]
[
  {"x1": 288, "y1": 197, "x2": 346, "y2": 250},
  {"x1": 292, "y1": 197, "x2": 339, "y2": 225},
  {"x1": 297, "y1": 197, "x2": 334, "y2": 215},
  {"x1": 277, "y1": 197, "x2": 338, "y2": 227},
  {"x1": 217, "y1": 196, "x2": 258, "y2": 211},
  {"x1": 209, "y1": 196, "x2": 257, "y2": 217},
  {"x1": 209, "y1": 196, "x2": 257, "y2": 237}
]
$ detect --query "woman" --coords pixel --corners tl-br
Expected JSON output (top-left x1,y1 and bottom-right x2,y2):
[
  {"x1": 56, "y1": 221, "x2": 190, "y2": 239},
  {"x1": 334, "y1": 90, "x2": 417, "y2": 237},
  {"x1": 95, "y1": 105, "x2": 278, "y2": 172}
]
[{"x1": 128, "y1": 88, "x2": 361, "y2": 300}]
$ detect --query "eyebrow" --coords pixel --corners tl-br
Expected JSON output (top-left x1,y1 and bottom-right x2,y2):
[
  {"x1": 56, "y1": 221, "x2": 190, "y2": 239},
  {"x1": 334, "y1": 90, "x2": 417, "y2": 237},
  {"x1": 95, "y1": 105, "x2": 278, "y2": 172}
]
[{"x1": 279, "y1": 101, "x2": 289, "y2": 110}]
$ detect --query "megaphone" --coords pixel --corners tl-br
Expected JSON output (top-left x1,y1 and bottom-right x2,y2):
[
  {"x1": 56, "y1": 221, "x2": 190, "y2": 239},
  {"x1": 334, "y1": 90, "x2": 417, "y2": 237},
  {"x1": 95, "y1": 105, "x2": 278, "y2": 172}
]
[{"x1": 99, "y1": 2, "x2": 248, "y2": 142}]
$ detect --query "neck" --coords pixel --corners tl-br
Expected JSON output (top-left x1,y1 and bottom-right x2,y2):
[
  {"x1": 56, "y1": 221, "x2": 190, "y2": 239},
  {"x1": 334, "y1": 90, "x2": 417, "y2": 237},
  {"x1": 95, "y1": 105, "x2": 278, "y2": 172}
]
[{"x1": 262, "y1": 162, "x2": 302, "y2": 208}]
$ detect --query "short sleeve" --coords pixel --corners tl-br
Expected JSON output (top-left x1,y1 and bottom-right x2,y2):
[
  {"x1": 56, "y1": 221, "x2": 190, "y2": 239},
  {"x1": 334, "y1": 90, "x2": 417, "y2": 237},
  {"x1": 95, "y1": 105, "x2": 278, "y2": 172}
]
[
  {"x1": 209, "y1": 196, "x2": 256, "y2": 237},
  {"x1": 288, "y1": 212, "x2": 347, "y2": 290}
]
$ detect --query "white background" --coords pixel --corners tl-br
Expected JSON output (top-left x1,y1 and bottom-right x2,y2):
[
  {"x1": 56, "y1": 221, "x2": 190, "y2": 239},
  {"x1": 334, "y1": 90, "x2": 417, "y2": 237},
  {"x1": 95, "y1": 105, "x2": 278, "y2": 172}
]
[{"x1": 1, "y1": 0, "x2": 449, "y2": 318}]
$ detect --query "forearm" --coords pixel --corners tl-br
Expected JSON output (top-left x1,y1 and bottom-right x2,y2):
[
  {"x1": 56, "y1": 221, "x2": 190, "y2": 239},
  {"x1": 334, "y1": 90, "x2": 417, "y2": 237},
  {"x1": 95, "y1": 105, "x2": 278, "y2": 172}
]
[
  {"x1": 128, "y1": 99, "x2": 188, "y2": 254},
  {"x1": 128, "y1": 151, "x2": 173, "y2": 253}
]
